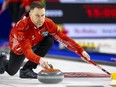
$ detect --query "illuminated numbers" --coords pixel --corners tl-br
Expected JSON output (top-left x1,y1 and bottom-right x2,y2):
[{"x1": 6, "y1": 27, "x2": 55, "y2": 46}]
[
  {"x1": 94, "y1": 8, "x2": 101, "y2": 18},
  {"x1": 85, "y1": 5, "x2": 116, "y2": 18},
  {"x1": 112, "y1": 9, "x2": 116, "y2": 18},
  {"x1": 86, "y1": 9, "x2": 92, "y2": 17}
]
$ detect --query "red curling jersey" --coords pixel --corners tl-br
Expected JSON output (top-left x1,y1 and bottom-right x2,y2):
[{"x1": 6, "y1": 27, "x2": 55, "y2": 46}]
[{"x1": 9, "y1": 17, "x2": 84, "y2": 64}]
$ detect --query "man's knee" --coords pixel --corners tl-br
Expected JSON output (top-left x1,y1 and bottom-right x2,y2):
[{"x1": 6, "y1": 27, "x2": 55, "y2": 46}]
[
  {"x1": 46, "y1": 37, "x2": 54, "y2": 47},
  {"x1": 6, "y1": 68, "x2": 18, "y2": 76}
]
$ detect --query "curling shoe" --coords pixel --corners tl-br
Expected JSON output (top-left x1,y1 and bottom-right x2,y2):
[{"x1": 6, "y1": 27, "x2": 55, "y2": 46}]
[
  {"x1": 0, "y1": 52, "x2": 7, "y2": 74},
  {"x1": 19, "y1": 68, "x2": 37, "y2": 79}
]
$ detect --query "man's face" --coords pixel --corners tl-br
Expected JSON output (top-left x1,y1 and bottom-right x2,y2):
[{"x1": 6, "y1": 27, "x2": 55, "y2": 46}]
[{"x1": 29, "y1": 7, "x2": 45, "y2": 28}]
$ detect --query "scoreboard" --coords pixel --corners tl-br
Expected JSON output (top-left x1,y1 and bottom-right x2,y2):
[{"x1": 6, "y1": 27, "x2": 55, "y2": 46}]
[{"x1": 46, "y1": 2, "x2": 116, "y2": 23}]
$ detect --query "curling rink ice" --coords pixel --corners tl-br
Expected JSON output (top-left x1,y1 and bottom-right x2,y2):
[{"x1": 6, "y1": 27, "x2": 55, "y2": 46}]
[{"x1": 0, "y1": 56, "x2": 116, "y2": 87}]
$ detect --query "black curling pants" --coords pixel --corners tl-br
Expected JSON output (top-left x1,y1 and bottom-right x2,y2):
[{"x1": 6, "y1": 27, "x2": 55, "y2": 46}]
[{"x1": 6, "y1": 36, "x2": 54, "y2": 76}]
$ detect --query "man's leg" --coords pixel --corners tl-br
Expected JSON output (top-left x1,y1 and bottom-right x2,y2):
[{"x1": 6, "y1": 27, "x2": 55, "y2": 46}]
[
  {"x1": 0, "y1": 52, "x2": 7, "y2": 74},
  {"x1": 6, "y1": 51, "x2": 25, "y2": 75},
  {"x1": 20, "y1": 36, "x2": 54, "y2": 78},
  {"x1": 0, "y1": 51, "x2": 25, "y2": 75}
]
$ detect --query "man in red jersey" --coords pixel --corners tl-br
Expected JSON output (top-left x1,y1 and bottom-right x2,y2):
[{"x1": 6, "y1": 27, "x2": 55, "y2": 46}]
[{"x1": 0, "y1": 1, "x2": 90, "y2": 79}]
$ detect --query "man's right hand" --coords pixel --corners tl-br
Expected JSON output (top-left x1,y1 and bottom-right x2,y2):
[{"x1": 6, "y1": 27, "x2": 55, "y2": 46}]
[{"x1": 39, "y1": 58, "x2": 50, "y2": 69}]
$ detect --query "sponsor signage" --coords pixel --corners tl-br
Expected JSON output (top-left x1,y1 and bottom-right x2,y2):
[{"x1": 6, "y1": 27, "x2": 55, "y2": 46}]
[{"x1": 63, "y1": 24, "x2": 116, "y2": 38}]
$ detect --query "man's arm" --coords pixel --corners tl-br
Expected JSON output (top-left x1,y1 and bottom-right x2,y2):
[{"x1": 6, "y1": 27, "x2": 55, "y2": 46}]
[
  {"x1": 51, "y1": 29, "x2": 90, "y2": 62},
  {"x1": 17, "y1": 31, "x2": 41, "y2": 64},
  {"x1": 17, "y1": 32, "x2": 50, "y2": 68},
  {"x1": 46, "y1": 18, "x2": 90, "y2": 62}
]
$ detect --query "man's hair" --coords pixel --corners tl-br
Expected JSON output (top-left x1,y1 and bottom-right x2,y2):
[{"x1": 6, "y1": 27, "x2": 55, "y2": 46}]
[{"x1": 30, "y1": 1, "x2": 45, "y2": 10}]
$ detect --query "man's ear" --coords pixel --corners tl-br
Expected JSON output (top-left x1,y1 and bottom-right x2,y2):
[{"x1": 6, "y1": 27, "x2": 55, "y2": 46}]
[{"x1": 29, "y1": 10, "x2": 32, "y2": 16}]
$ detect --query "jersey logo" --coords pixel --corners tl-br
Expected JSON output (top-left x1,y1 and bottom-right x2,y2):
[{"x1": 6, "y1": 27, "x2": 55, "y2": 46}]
[
  {"x1": 32, "y1": 35, "x2": 35, "y2": 40},
  {"x1": 42, "y1": 31, "x2": 48, "y2": 37}
]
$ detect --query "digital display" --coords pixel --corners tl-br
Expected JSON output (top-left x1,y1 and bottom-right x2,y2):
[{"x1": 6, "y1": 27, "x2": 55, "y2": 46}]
[
  {"x1": 46, "y1": 2, "x2": 116, "y2": 23},
  {"x1": 83, "y1": 4, "x2": 116, "y2": 18}
]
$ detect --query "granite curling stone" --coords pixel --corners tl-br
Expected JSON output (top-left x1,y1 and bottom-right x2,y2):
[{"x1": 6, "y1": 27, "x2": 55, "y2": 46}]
[{"x1": 37, "y1": 64, "x2": 64, "y2": 84}]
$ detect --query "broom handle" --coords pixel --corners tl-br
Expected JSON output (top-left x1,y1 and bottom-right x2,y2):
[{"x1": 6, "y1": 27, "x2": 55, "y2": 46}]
[
  {"x1": 53, "y1": 36, "x2": 111, "y2": 76},
  {"x1": 66, "y1": 45, "x2": 111, "y2": 75},
  {"x1": 88, "y1": 59, "x2": 111, "y2": 75},
  {"x1": 79, "y1": 53, "x2": 111, "y2": 76}
]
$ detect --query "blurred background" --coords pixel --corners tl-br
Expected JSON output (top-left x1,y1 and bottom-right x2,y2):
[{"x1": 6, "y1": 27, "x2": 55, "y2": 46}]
[{"x1": 0, "y1": 0, "x2": 116, "y2": 66}]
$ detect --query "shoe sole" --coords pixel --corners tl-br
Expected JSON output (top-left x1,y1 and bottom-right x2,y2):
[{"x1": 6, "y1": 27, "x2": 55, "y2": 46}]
[
  {"x1": 20, "y1": 76, "x2": 37, "y2": 79},
  {"x1": 0, "y1": 58, "x2": 5, "y2": 74},
  {"x1": 0, "y1": 67, "x2": 5, "y2": 74}
]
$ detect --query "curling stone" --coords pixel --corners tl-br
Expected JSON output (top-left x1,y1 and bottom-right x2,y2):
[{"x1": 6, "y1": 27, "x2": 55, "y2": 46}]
[{"x1": 37, "y1": 64, "x2": 64, "y2": 84}]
